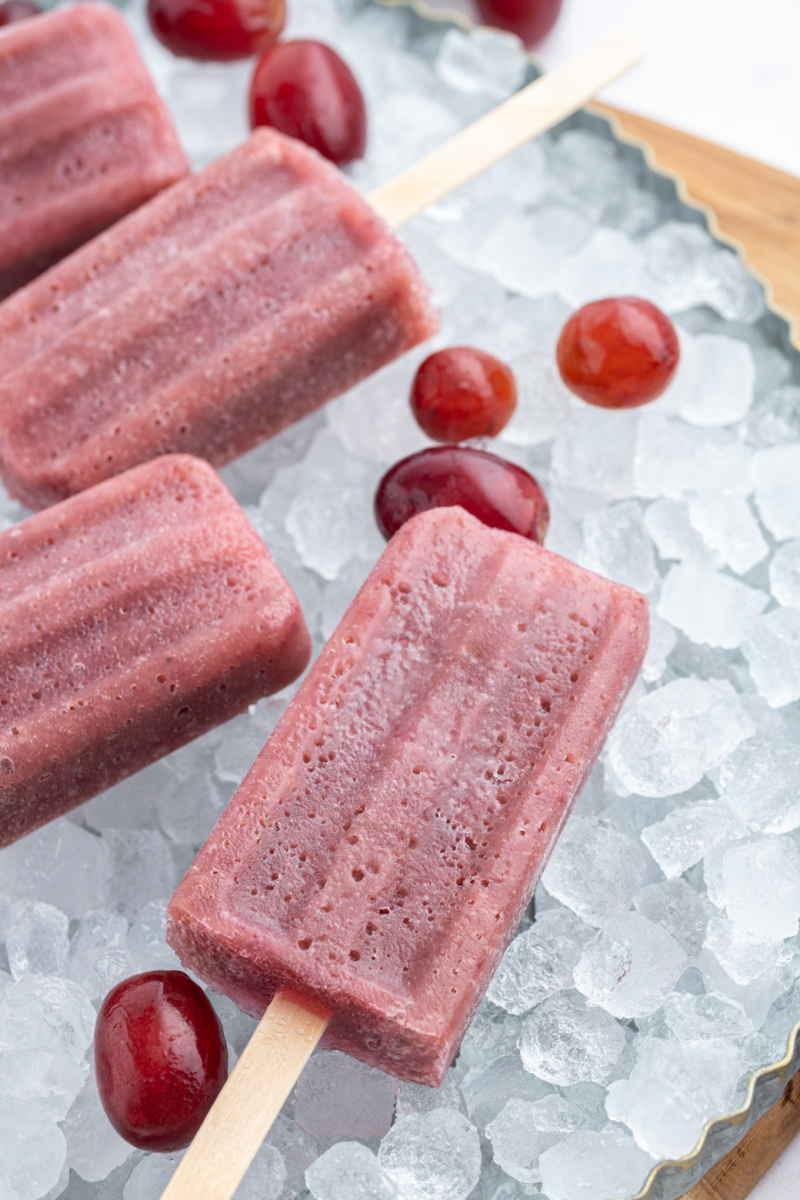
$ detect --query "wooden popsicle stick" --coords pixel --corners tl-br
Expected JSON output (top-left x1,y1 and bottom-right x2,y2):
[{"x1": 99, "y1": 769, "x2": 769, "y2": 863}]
[
  {"x1": 369, "y1": 31, "x2": 643, "y2": 229},
  {"x1": 159, "y1": 40, "x2": 644, "y2": 1200},
  {"x1": 160, "y1": 991, "x2": 329, "y2": 1200}
]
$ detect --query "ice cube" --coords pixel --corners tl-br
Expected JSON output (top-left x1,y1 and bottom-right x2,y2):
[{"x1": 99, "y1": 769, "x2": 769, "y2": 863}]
[
  {"x1": 0, "y1": 975, "x2": 95, "y2": 1062},
  {"x1": 641, "y1": 800, "x2": 746, "y2": 878},
  {"x1": 266, "y1": 1113, "x2": 317, "y2": 1200},
  {"x1": 641, "y1": 614, "x2": 678, "y2": 684},
  {"x1": 678, "y1": 335, "x2": 755, "y2": 427},
  {"x1": 457, "y1": 1000, "x2": 522, "y2": 1072},
  {"x1": 486, "y1": 1094, "x2": 584, "y2": 1184},
  {"x1": 574, "y1": 912, "x2": 687, "y2": 1018},
  {"x1": 643, "y1": 497, "x2": 722, "y2": 569},
  {"x1": 634, "y1": 878, "x2": 708, "y2": 956},
  {"x1": 770, "y1": 540, "x2": 800, "y2": 609},
  {"x1": 640, "y1": 221, "x2": 763, "y2": 322},
  {"x1": 0, "y1": 1098, "x2": 66, "y2": 1200},
  {"x1": 517, "y1": 991, "x2": 626, "y2": 1085},
  {"x1": 548, "y1": 130, "x2": 635, "y2": 222},
  {"x1": 287, "y1": 481, "x2": 376, "y2": 582},
  {"x1": 377, "y1": 1110, "x2": 481, "y2": 1200},
  {"x1": 555, "y1": 228, "x2": 657, "y2": 309},
  {"x1": 551, "y1": 404, "x2": 639, "y2": 501},
  {"x1": 237, "y1": 1141, "x2": 287, "y2": 1200},
  {"x1": 0, "y1": 1046, "x2": 86, "y2": 1121},
  {"x1": 657, "y1": 563, "x2": 768, "y2": 649},
  {"x1": 703, "y1": 914, "x2": 789, "y2": 985},
  {"x1": 293, "y1": 1051, "x2": 396, "y2": 1139},
  {"x1": 634, "y1": 413, "x2": 753, "y2": 501},
  {"x1": 606, "y1": 678, "x2": 754, "y2": 798},
  {"x1": 460, "y1": 1051, "x2": 551, "y2": 1130},
  {"x1": 718, "y1": 734, "x2": 800, "y2": 833},
  {"x1": 718, "y1": 837, "x2": 800, "y2": 938},
  {"x1": 699, "y1": 947, "x2": 789, "y2": 1028},
  {"x1": 662, "y1": 989, "x2": 752, "y2": 1042},
  {"x1": 538, "y1": 1126, "x2": 654, "y2": 1200},
  {"x1": 123, "y1": 1151, "x2": 183, "y2": 1200},
  {"x1": 67, "y1": 910, "x2": 129, "y2": 1000},
  {"x1": 540, "y1": 815, "x2": 645, "y2": 926},
  {"x1": 395, "y1": 1070, "x2": 465, "y2": 1119},
  {"x1": 326, "y1": 357, "x2": 429, "y2": 467},
  {"x1": 103, "y1": 829, "x2": 178, "y2": 918},
  {"x1": 306, "y1": 1141, "x2": 397, "y2": 1200},
  {"x1": 606, "y1": 1072, "x2": 705, "y2": 1159},
  {"x1": 476, "y1": 204, "x2": 595, "y2": 300},
  {"x1": 499, "y1": 350, "x2": 571, "y2": 447},
  {"x1": 126, "y1": 899, "x2": 182, "y2": 974},
  {"x1": 752, "y1": 443, "x2": 800, "y2": 540},
  {"x1": 687, "y1": 493, "x2": 768, "y2": 576},
  {"x1": 63, "y1": 1066, "x2": 132, "y2": 1182},
  {"x1": 435, "y1": 27, "x2": 527, "y2": 101},
  {"x1": 578, "y1": 500, "x2": 657, "y2": 593},
  {"x1": 5, "y1": 900, "x2": 69, "y2": 980},
  {"x1": 0, "y1": 820, "x2": 111, "y2": 918},
  {"x1": 487, "y1": 909, "x2": 593, "y2": 1015},
  {"x1": 742, "y1": 607, "x2": 800, "y2": 708},
  {"x1": 745, "y1": 385, "x2": 800, "y2": 449}
]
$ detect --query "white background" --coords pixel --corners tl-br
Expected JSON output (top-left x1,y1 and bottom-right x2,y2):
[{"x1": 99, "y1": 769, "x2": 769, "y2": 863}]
[{"x1": 424, "y1": 0, "x2": 800, "y2": 1195}]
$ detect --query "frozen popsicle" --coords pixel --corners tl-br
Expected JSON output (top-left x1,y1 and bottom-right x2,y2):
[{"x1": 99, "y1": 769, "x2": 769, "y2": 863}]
[
  {"x1": 0, "y1": 2, "x2": 189, "y2": 300},
  {"x1": 0, "y1": 454, "x2": 310, "y2": 848},
  {"x1": 168, "y1": 506, "x2": 648, "y2": 1087},
  {"x1": 0, "y1": 128, "x2": 437, "y2": 510}
]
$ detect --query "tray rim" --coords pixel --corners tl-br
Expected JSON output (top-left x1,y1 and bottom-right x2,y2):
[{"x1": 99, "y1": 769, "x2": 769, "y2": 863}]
[{"x1": 370, "y1": 0, "x2": 800, "y2": 1194}]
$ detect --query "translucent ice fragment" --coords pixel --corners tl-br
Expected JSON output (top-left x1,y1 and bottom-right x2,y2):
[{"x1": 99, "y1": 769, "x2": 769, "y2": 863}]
[
  {"x1": 551, "y1": 404, "x2": 639, "y2": 501},
  {"x1": 742, "y1": 607, "x2": 800, "y2": 708},
  {"x1": 719, "y1": 837, "x2": 800, "y2": 938},
  {"x1": 538, "y1": 1126, "x2": 654, "y2": 1200},
  {"x1": 678, "y1": 335, "x2": 755, "y2": 427},
  {"x1": 752, "y1": 443, "x2": 800, "y2": 540},
  {"x1": 286, "y1": 481, "x2": 373, "y2": 581},
  {"x1": 327, "y1": 358, "x2": 428, "y2": 466},
  {"x1": 718, "y1": 734, "x2": 800, "y2": 833},
  {"x1": 63, "y1": 1066, "x2": 132, "y2": 1182},
  {"x1": 770, "y1": 540, "x2": 800, "y2": 608},
  {"x1": 0, "y1": 820, "x2": 111, "y2": 918},
  {"x1": 606, "y1": 1073, "x2": 704, "y2": 1159},
  {"x1": 0, "y1": 975, "x2": 95, "y2": 1062},
  {"x1": 574, "y1": 912, "x2": 687, "y2": 1018},
  {"x1": 643, "y1": 497, "x2": 722, "y2": 569},
  {"x1": 540, "y1": 815, "x2": 645, "y2": 926},
  {"x1": 306, "y1": 1142, "x2": 397, "y2": 1200},
  {"x1": 104, "y1": 829, "x2": 178, "y2": 918},
  {"x1": 745, "y1": 385, "x2": 800, "y2": 449},
  {"x1": 395, "y1": 1070, "x2": 465, "y2": 1119},
  {"x1": 0, "y1": 1098, "x2": 66, "y2": 1200},
  {"x1": 294, "y1": 1051, "x2": 396, "y2": 1139},
  {"x1": 486, "y1": 1094, "x2": 584, "y2": 1184},
  {"x1": 460, "y1": 1051, "x2": 551, "y2": 1130},
  {"x1": 67, "y1": 910, "x2": 129, "y2": 1001},
  {"x1": 475, "y1": 205, "x2": 594, "y2": 300},
  {"x1": 633, "y1": 878, "x2": 708, "y2": 957},
  {"x1": 123, "y1": 1151, "x2": 183, "y2": 1200},
  {"x1": 641, "y1": 800, "x2": 746, "y2": 878},
  {"x1": 634, "y1": 413, "x2": 753, "y2": 500},
  {"x1": 662, "y1": 989, "x2": 752, "y2": 1042},
  {"x1": 518, "y1": 991, "x2": 626, "y2": 1085},
  {"x1": 127, "y1": 899, "x2": 182, "y2": 974},
  {"x1": 486, "y1": 909, "x2": 593, "y2": 1015},
  {"x1": 5, "y1": 900, "x2": 69, "y2": 980},
  {"x1": 703, "y1": 913, "x2": 789, "y2": 985},
  {"x1": 500, "y1": 350, "x2": 571, "y2": 446},
  {"x1": 688, "y1": 493, "x2": 768, "y2": 576},
  {"x1": 607, "y1": 678, "x2": 754, "y2": 797},
  {"x1": 236, "y1": 1142, "x2": 287, "y2": 1200},
  {"x1": 555, "y1": 228, "x2": 657, "y2": 309},
  {"x1": 0, "y1": 1046, "x2": 86, "y2": 1121},
  {"x1": 641, "y1": 614, "x2": 677, "y2": 684},
  {"x1": 267, "y1": 1113, "x2": 317, "y2": 1200},
  {"x1": 578, "y1": 500, "x2": 657, "y2": 594},
  {"x1": 435, "y1": 28, "x2": 527, "y2": 100},
  {"x1": 657, "y1": 563, "x2": 768, "y2": 649},
  {"x1": 378, "y1": 1110, "x2": 481, "y2": 1200}
]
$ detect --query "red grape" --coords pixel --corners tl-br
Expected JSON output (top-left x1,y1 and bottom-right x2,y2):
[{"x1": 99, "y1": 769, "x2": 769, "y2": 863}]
[
  {"x1": 95, "y1": 971, "x2": 228, "y2": 1152},
  {"x1": 410, "y1": 347, "x2": 517, "y2": 443},
  {"x1": 474, "y1": 0, "x2": 562, "y2": 46},
  {"x1": 0, "y1": 0, "x2": 41, "y2": 25},
  {"x1": 556, "y1": 296, "x2": 680, "y2": 409},
  {"x1": 147, "y1": 0, "x2": 285, "y2": 62},
  {"x1": 250, "y1": 40, "x2": 366, "y2": 165},
  {"x1": 375, "y1": 446, "x2": 549, "y2": 543}
]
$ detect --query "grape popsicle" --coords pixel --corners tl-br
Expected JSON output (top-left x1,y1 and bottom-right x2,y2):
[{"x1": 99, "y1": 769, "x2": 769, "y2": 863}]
[
  {"x1": 0, "y1": 454, "x2": 310, "y2": 848},
  {"x1": 0, "y1": 2, "x2": 189, "y2": 300},
  {"x1": 165, "y1": 507, "x2": 648, "y2": 1195}
]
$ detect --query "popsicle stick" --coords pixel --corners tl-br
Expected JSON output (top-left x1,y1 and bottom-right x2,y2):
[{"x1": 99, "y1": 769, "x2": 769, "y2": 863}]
[
  {"x1": 159, "y1": 41, "x2": 644, "y2": 1200},
  {"x1": 369, "y1": 31, "x2": 643, "y2": 229},
  {"x1": 160, "y1": 991, "x2": 330, "y2": 1200}
]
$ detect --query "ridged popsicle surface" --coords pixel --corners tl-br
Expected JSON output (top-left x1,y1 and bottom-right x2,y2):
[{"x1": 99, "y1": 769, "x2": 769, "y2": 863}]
[
  {"x1": 168, "y1": 508, "x2": 648, "y2": 1086},
  {"x1": 0, "y1": 128, "x2": 438, "y2": 510},
  {"x1": 0, "y1": 455, "x2": 311, "y2": 848},
  {"x1": 0, "y1": 2, "x2": 189, "y2": 299}
]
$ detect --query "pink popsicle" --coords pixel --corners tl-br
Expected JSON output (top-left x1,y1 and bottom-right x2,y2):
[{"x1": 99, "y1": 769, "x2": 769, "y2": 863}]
[
  {"x1": 0, "y1": 128, "x2": 438, "y2": 511},
  {"x1": 0, "y1": 2, "x2": 189, "y2": 300},
  {"x1": 0, "y1": 454, "x2": 311, "y2": 849},
  {"x1": 168, "y1": 507, "x2": 648, "y2": 1086}
]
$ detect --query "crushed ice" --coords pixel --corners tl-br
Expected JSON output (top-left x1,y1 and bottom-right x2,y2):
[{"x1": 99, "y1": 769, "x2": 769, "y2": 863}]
[{"x1": 2, "y1": 0, "x2": 800, "y2": 1197}]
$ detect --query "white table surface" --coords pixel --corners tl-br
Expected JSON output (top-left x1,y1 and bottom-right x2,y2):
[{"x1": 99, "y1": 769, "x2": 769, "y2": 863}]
[{"x1": 424, "y1": 0, "x2": 799, "y2": 1194}]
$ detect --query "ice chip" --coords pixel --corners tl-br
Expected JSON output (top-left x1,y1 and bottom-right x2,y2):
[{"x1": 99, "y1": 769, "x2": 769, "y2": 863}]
[
  {"x1": 127, "y1": 899, "x2": 182, "y2": 974},
  {"x1": 293, "y1": 1051, "x2": 396, "y2": 1139},
  {"x1": 718, "y1": 734, "x2": 800, "y2": 833},
  {"x1": 688, "y1": 493, "x2": 768, "y2": 576},
  {"x1": 606, "y1": 678, "x2": 754, "y2": 797},
  {"x1": 518, "y1": 991, "x2": 626, "y2": 1085},
  {"x1": 548, "y1": 130, "x2": 635, "y2": 222},
  {"x1": 104, "y1": 829, "x2": 178, "y2": 918},
  {"x1": 555, "y1": 228, "x2": 657, "y2": 309},
  {"x1": 633, "y1": 878, "x2": 708, "y2": 957},
  {"x1": 742, "y1": 607, "x2": 800, "y2": 708},
  {"x1": 643, "y1": 497, "x2": 722, "y2": 569},
  {"x1": 5, "y1": 900, "x2": 69, "y2": 980},
  {"x1": 0, "y1": 1046, "x2": 86, "y2": 1121},
  {"x1": 719, "y1": 837, "x2": 800, "y2": 939},
  {"x1": 752, "y1": 443, "x2": 800, "y2": 540},
  {"x1": 0, "y1": 975, "x2": 95, "y2": 1062},
  {"x1": 770, "y1": 540, "x2": 800, "y2": 608},
  {"x1": 578, "y1": 500, "x2": 657, "y2": 594},
  {"x1": 486, "y1": 909, "x2": 593, "y2": 1015},
  {"x1": 551, "y1": 404, "x2": 638, "y2": 501},
  {"x1": 266, "y1": 1113, "x2": 317, "y2": 1200},
  {"x1": 306, "y1": 1141, "x2": 397, "y2": 1200},
  {"x1": 395, "y1": 1070, "x2": 465, "y2": 1119},
  {"x1": 378, "y1": 1110, "x2": 481, "y2": 1200},
  {"x1": 657, "y1": 563, "x2": 768, "y2": 649},
  {"x1": 0, "y1": 820, "x2": 111, "y2": 918},
  {"x1": 67, "y1": 910, "x2": 129, "y2": 1001},
  {"x1": 435, "y1": 27, "x2": 527, "y2": 100},
  {"x1": 641, "y1": 614, "x2": 677, "y2": 684},
  {"x1": 123, "y1": 1151, "x2": 183, "y2": 1200},
  {"x1": 486, "y1": 1094, "x2": 584, "y2": 1184},
  {"x1": 606, "y1": 1073, "x2": 705, "y2": 1159},
  {"x1": 538, "y1": 1126, "x2": 654, "y2": 1200},
  {"x1": 745, "y1": 384, "x2": 800, "y2": 449},
  {"x1": 63, "y1": 1066, "x2": 132, "y2": 1182},
  {"x1": 679, "y1": 335, "x2": 755, "y2": 426},
  {"x1": 662, "y1": 989, "x2": 752, "y2": 1042},
  {"x1": 236, "y1": 1141, "x2": 287, "y2": 1200},
  {"x1": 573, "y1": 912, "x2": 687, "y2": 1019},
  {"x1": 0, "y1": 1098, "x2": 67, "y2": 1200},
  {"x1": 460, "y1": 1051, "x2": 551, "y2": 1130},
  {"x1": 641, "y1": 800, "x2": 746, "y2": 878},
  {"x1": 540, "y1": 815, "x2": 645, "y2": 926},
  {"x1": 634, "y1": 413, "x2": 753, "y2": 501},
  {"x1": 703, "y1": 913, "x2": 788, "y2": 985}
]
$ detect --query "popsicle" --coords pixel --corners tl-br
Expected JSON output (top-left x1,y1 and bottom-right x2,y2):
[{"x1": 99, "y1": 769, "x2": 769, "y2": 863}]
[
  {"x1": 0, "y1": 454, "x2": 310, "y2": 849},
  {"x1": 0, "y1": 2, "x2": 189, "y2": 300},
  {"x1": 0, "y1": 33, "x2": 642, "y2": 511},
  {"x1": 164, "y1": 507, "x2": 648, "y2": 1196}
]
